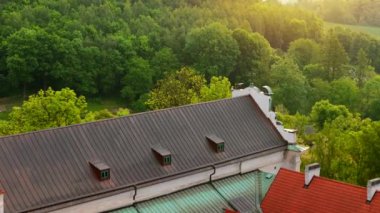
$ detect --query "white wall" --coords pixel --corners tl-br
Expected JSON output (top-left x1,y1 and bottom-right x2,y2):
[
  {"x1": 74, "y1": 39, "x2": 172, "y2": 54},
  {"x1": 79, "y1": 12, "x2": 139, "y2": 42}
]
[{"x1": 53, "y1": 151, "x2": 285, "y2": 213}]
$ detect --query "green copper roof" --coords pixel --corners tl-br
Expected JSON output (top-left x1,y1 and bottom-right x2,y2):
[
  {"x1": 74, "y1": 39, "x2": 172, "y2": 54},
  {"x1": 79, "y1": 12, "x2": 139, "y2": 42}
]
[
  {"x1": 288, "y1": 144, "x2": 309, "y2": 152},
  {"x1": 213, "y1": 171, "x2": 275, "y2": 204},
  {"x1": 136, "y1": 184, "x2": 230, "y2": 213},
  {"x1": 112, "y1": 171, "x2": 275, "y2": 213},
  {"x1": 113, "y1": 206, "x2": 139, "y2": 213}
]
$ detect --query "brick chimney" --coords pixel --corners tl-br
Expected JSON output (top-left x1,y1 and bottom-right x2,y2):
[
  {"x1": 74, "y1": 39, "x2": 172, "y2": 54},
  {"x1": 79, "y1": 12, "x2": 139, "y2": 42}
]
[
  {"x1": 367, "y1": 178, "x2": 380, "y2": 203},
  {"x1": 304, "y1": 163, "x2": 320, "y2": 187}
]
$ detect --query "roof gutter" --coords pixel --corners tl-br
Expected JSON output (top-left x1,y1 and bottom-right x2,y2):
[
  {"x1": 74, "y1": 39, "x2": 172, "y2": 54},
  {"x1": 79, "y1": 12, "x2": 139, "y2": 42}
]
[{"x1": 21, "y1": 144, "x2": 287, "y2": 213}]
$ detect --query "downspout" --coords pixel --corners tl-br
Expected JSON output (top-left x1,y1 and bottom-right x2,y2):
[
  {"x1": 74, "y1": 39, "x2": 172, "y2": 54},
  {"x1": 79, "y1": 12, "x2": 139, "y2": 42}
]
[
  {"x1": 209, "y1": 165, "x2": 236, "y2": 210},
  {"x1": 133, "y1": 185, "x2": 137, "y2": 201}
]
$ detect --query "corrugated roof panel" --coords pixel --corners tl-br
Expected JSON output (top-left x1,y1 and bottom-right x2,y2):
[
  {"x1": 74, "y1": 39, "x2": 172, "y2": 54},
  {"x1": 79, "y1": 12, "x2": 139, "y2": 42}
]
[
  {"x1": 136, "y1": 184, "x2": 231, "y2": 213},
  {"x1": 113, "y1": 206, "x2": 139, "y2": 213},
  {"x1": 212, "y1": 172, "x2": 275, "y2": 206},
  {"x1": 0, "y1": 96, "x2": 287, "y2": 212}
]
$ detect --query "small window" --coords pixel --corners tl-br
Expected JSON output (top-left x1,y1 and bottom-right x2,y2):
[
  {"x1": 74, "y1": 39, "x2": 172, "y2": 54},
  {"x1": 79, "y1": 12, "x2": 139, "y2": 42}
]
[
  {"x1": 217, "y1": 143, "x2": 224, "y2": 152},
  {"x1": 163, "y1": 155, "x2": 171, "y2": 165},
  {"x1": 100, "y1": 170, "x2": 109, "y2": 180}
]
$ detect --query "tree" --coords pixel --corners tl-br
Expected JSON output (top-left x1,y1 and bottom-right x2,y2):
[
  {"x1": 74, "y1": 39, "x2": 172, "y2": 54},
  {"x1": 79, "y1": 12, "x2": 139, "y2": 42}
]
[
  {"x1": 146, "y1": 67, "x2": 205, "y2": 110},
  {"x1": 270, "y1": 58, "x2": 308, "y2": 114},
  {"x1": 354, "y1": 49, "x2": 375, "y2": 88},
  {"x1": 231, "y1": 29, "x2": 272, "y2": 86},
  {"x1": 121, "y1": 57, "x2": 153, "y2": 102},
  {"x1": 193, "y1": 76, "x2": 232, "y2": 103},
  {"x1": 321, "y1": 31, "x2": 349, "y2": 81},
  {"x1": 7, "y1": 87, "x2": 87, "y2": 133},
  {"x1": 287, "y1": 38, "x2": 321, "y2": 69},
  {"x1": 150, "y1": 47, "x2": 180, "y2": 82},
  {"x1": 361, "y1": 76, "x2": 380, "y2": 120},
  {"x1": 310, "y1": 100, "x2": 351, "y2": 130},
  {"x1": 184, "y1": 23, "x2": 240, "y2": 78},
  {"x1": 328, "y1": 77, "x2": 359, "y2": 111}
]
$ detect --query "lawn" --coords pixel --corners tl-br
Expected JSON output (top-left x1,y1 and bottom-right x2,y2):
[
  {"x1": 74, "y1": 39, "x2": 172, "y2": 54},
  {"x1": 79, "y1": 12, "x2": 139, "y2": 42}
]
[
  {"x1": 0, "y1": 96, "x2": 23, "y2": 120},
  {"x1": 86, "y1": 97, "x2": 127, "y2": 112},
  {"x1": 325, "y1": 22, "x2": 380, "y2": 38}
]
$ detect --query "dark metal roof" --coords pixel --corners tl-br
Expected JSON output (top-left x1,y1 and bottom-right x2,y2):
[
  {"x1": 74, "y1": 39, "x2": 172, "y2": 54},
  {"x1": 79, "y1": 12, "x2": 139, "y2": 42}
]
[
  {"x1": 206, "y1": 134, "x2": 225, "y2": 144},
  {"x1": 0, "y1": 95, "x2": 287, "y2": 212}
]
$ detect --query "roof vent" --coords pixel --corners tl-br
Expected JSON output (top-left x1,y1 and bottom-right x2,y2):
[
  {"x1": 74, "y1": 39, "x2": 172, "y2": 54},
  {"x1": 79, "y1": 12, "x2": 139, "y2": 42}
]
[
  {"x1": 151, "y1": 144, "x2": 172, "y2": 166},
  {"x1": 89, "y1": 161, "x2": 110, "y2": 181},
  {"x1": 304, "y1": 163, "x2": 320, "y2": 187},
  {"x1": 367, "y1": 178, "x2": 380, "y2": 203},
  {"x1": 206, "y1": 135, "x2": 225, "y2": 153},
  {"x1": 262, "y1": 86, "x2": 273, "y2": 96}
]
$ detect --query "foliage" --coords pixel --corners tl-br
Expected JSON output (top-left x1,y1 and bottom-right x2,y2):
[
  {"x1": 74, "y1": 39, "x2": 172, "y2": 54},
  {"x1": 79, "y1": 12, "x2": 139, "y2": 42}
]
[
  {"x1": 231, "y1": 28, "x2": 272, "y2": 85},
  {"x1": 5, "y1": 87, "x2": 87, "y2": 133},
  {"x1": 321, "y1": 31, "x2": 349, "y2": 81},
  {"x1": 146, "y1": 67, "x2": 205, "y2": 110},
  {"x1": 310, "y1": 100, "x2": 351, "y2": 130},
  {"x1": 270, "y1": 57, "x2": 308, "y2": 114},
  {"x1": 193, "y1": 76, "x2": 232, "y2": 103},
  {"x1": 288, "y1": 38, "x2": 321, "y2": 69},
  {"x1": 146, "y1": 68, "x2": 232, "y2": 110},
  {"x1": 185, "y1": 23, "x2": 240, "y2": 78},
  {"x1": 328, "y1": 77, "x2": 359, "y2": 111}
]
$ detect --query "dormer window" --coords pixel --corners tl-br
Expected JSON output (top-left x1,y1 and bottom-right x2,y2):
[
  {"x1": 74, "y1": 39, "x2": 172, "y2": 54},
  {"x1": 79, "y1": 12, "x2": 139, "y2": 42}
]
[
  {"x1": 100, "y1": 170, "x2": 109, "y2": 180},
  {"x1": 206, "y1": 134, "x2": 225, "y2": 153},
  {"x1": 152, "y1": 144, "x2": 172, "y2": 166},
  {"x1": 89, "y1": 161, "x2": 110, "y2": 181},
  {"x1": 163, "y1": 155, "x2": 171, "y2": 165},
  {"x1": 217, "y1": 143, "x2": 224, "y2": 152}
]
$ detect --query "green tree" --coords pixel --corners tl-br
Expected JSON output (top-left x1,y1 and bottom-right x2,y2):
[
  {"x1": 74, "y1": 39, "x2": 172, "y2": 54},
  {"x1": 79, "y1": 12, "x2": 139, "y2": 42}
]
[
  {"x1": 8, "y1": 87, "x2": 87, "y2": 133},
  {"x1": 321, "y1": 31, "x2": 349, "y2": 81},
  {"x1": 185, "y1": 23, "x2": 240, "y2": 78},
  {"x1": 354, "y1": 49, "x2": 375, "y2": 88},
  {"x1": 150, "y1": 47, "x2": 180, "y2": 82},
  {"x1": 287, "y1": 38, "x2": 321, "y2": 69},
  {"x1": 121, "y1": 57, "x2": 153, "y2": 102},
  {"x1": 146, "y1": 67, "x2": 205, "y2": 110},
  {"x1": 310, "y1": 100, "x2": 351, "y2": 130},
  {"x1": 270, "y1": 58, "x2": 308, "y2": 114},
  {"x1": 328, "y1": 77, "x2": 359, "y2": 111},
  {"x1": 231, "y1": 29, "x2": 272, "y2": 85},
  {"x1": 361, "y1": 76, "x2": 380, "y2": 120},
  {"x1": 193, "y1": 76, "x2": 232, "y2": 103}
]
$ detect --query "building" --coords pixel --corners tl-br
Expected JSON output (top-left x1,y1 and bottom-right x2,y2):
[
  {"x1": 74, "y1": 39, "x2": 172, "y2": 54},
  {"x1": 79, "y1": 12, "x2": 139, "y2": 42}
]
[
  {"x1": 0, "y1": 86, "x2": 303, "y2": 213},
  {"x1": 262, "y1": 164, "x2": 380, "y2": 213}
]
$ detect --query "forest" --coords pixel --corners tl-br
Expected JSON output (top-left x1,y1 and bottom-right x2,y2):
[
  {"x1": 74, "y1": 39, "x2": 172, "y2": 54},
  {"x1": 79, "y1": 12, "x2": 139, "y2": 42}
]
[
  {"x1": 296, "y1": 0, "x2": 380, "y2": 27},
  {"x1": 0, "y1": 0, "x2": 380, "y2": 186}
]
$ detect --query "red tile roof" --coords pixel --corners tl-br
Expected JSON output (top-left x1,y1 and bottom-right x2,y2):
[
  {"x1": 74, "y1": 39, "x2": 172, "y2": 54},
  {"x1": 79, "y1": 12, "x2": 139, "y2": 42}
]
[{"x1": 262, "y1": 168, "x2": 380, "y2": 213}]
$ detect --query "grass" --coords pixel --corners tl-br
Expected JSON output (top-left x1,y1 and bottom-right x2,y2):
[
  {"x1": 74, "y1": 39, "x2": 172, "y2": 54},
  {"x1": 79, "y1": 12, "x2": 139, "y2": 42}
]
[
  {"x1": 0, "y1": 96, "x2": 23, "y2": 120},
  {"x1": 86, "y1": 97, "x2": 127, "y2": 112},
  {"x1": 325, "y1": 22, "x2": 380, "y2": 38}
]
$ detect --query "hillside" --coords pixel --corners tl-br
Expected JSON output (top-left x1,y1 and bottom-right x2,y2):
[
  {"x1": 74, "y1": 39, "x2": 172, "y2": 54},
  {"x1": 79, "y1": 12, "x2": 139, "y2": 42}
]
[{"x1": 326, "y1": 22, "x2": 380, "y2": 38}]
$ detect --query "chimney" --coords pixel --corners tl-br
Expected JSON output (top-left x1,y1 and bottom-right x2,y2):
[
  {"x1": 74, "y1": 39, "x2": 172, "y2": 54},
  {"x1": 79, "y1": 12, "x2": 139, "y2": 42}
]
[
  {"x1": 0, "y1": 190, "x2": 4, "y2": 213},
  {"x1": 304, "y1": 163, "x2": 320, "y2": 187},
  {"x1": 367, "y1": 178, "x2": 380, "y2": 203}
]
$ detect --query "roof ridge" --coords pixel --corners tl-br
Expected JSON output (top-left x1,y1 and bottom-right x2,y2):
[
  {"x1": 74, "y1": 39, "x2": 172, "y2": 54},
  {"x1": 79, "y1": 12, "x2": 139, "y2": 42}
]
[{"x1": 0, "y1": 95, "x2": 251, "y2": 141}]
